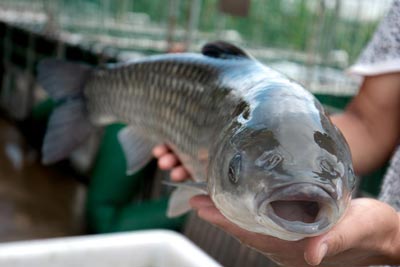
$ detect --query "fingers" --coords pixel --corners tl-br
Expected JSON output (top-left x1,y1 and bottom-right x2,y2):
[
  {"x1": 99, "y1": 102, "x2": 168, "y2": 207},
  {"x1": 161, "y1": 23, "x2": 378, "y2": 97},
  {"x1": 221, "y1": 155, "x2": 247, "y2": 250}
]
[
  {"x1": 190, "y1": 195, "x2": 214, "y2": 208},
  {"x1": 304, "y1": 237, "x2": 328, "y2": 266},
  {"x1": 152, "y1": 144, "x2": 169, "y2": 157},
  {"x1": 190, "y1": 196, "x2": 310, "y2": 266},
  {"x1": 190, "y1": 195, "x2": 253, "y2": 238},
  {"x1": 152, "y1": 145, "x2": 190, "y2": 181},
  {"x1": 304, "y1": 207, "x2": 359, "y2": 266},
  {"x1": 153, "y1": 145, "x2": 177, "y2": 169},
  {"x1": 158, "y1": 153, "x2": 179, "y2": 169},
  {"x1": 170, "y1": 166, "x2": 190, "y2": 181},
  {"x1": 304, "y1": 198, "x2": 393, "y2": 266},
  {"x1": 190, "y1": 195, "x2": 229, "y2": 226}
]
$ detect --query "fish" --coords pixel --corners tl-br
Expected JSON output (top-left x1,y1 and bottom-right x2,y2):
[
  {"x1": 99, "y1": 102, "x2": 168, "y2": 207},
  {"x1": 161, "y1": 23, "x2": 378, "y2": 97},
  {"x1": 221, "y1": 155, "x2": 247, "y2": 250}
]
[{"x1": 37, "y1": 41, "x2": 356, "y2": 241}]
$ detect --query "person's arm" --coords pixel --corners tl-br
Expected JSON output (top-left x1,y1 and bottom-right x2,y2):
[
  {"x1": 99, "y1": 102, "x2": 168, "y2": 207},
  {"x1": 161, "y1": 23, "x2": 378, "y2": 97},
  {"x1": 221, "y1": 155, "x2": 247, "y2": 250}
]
[{"x1": 332, "y1": 73, "x2": 400, "y2": 175}]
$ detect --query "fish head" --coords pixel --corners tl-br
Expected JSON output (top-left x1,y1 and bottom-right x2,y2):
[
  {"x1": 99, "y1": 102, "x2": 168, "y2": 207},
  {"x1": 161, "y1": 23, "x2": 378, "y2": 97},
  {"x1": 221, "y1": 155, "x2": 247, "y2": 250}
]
[{"x1": 208, "y1": 93, "x2": 355, "y2": 241}]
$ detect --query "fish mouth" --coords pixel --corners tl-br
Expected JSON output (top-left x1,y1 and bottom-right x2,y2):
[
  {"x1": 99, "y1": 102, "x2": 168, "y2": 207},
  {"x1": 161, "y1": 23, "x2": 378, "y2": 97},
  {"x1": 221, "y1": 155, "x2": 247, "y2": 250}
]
[{"x1": 257, "y1": 183, "x2": 338, "y2": 235}]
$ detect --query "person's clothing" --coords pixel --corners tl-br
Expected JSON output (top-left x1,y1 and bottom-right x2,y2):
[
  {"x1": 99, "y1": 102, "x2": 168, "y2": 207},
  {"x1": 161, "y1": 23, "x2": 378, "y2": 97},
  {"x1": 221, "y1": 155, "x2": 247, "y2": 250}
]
[
  {"x1": 379, "y1": 145, "x2": 400, "y2": 211},
  {"x1": 349, "y1": 0, "x2": 400, "y2": 76},
  {"x1": 86, "y1": 124, "x2": 185, "y2": 233},
  {"x1": 348, "y1": 0, "x2": 400, "y2": 213}
]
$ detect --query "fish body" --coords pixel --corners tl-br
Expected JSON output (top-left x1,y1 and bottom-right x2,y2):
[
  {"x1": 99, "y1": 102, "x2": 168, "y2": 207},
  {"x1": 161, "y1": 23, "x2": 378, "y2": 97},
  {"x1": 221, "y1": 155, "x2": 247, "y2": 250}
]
[{"x1": 38, "y1": 42, "x2": 355, "y2": 241}]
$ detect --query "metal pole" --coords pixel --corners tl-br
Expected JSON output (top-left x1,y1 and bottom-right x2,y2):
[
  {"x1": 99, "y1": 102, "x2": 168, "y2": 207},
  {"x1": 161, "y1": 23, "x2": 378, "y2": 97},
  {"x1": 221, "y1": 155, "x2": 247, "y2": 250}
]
[
  {"x1": 215, "y1": 11, "x2": 226, "y2": 40},
  {"x1": 42, "y1": 0, "x2": 60, "y2": 35},
  {"x1": 102, "y1": 0, "x2": 111, "y2": 35},
  {"x1": 117, "y1": 0, "x2": 130, "y2": 21},
  {"x1": 166, "y1": 0, "x2": 180, "y2": 51},
  {"x1": 305, "y1": 0, "x2": 325, "y2": 88},
  {"x1": 184, "y1": 0, "x2": 201, "y2": 51}
]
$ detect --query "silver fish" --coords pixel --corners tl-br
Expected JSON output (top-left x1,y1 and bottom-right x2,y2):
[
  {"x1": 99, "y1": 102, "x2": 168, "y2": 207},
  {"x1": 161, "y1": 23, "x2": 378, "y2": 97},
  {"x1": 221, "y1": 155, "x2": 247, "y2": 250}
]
[{"x1": 37, "y1": 42, "x2": 355, "y2": 241}]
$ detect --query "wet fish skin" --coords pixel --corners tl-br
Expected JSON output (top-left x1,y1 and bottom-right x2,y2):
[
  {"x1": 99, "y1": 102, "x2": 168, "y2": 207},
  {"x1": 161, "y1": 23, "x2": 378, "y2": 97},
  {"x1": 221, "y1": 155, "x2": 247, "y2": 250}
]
[
  {"x1": 91, "y1": 54, "x2": 253, "y2": 178},
  {"x1": 37, "y1": 41, "x2": 355, "y2": 241},
  {"x1": 207, "y1": 75, "x2": 356, "y2": 240}
]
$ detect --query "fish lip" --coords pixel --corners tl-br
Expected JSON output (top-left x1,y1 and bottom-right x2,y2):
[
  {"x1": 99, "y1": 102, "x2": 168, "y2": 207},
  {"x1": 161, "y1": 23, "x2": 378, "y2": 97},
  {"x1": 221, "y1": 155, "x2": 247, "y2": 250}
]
[
  {"x1": 256, "y1": 183, "x2": 338, "y2": 235},
  {"x1": 266, "y1": 183, "x2": 336, "y2": 203}
]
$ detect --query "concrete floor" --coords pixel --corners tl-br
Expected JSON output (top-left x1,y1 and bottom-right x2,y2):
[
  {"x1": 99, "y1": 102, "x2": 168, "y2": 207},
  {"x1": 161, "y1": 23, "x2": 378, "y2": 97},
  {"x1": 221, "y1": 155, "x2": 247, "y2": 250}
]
[{"x1": 0, "y1": 118, "x2": 86, "y2": 242}]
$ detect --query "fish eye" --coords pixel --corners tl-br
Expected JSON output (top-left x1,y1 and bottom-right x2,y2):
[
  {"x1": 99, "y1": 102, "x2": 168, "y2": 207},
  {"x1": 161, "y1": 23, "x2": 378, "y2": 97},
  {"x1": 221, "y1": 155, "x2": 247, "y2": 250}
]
[
  {"x1": 255, "y1": 151, "x2": 282, "y2": 170},
  {"x1": 228, "y1": 153, "x2": 241, "y2": 184},
  {"x1": 320, "y1": 159, "x2": 338, "y2": 178}
]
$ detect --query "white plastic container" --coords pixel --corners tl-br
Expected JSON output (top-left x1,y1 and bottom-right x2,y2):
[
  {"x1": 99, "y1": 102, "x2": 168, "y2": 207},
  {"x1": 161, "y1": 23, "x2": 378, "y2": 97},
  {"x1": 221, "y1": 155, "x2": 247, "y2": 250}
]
[{"x1": 0, "y1": 230, "x2": 222, "y2": 267}]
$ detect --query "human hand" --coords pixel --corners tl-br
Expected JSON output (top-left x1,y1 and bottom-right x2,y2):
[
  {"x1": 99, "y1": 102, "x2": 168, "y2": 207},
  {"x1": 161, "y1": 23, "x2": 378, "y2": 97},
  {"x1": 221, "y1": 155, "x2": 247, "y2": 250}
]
[
  {"x1": 190, "y1": 196, "x2": 400, "y2": 267},
  {"x1": 152, "y1": 144, "x2": 190, "y2": 181},
  {"x1": 152, "y1": 144, "x2": 400, "y2": 266}
]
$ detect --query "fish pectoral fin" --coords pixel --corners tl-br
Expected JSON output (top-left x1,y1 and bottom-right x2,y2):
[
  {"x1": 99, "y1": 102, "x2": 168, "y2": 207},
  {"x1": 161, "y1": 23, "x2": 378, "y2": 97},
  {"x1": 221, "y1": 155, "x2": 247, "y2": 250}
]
[
  {"x1": 117, "y1": 126, "x2": 154, "y2": 175},
  {"x1": 167, "y1": 187, "x2": 207, "y2": 217},
  {"x1": 163, "y1": 180, "x2": 208, "y2": 193},
  {"x1": 201, "y1": 41, "x2": 252, "y2": 59}
]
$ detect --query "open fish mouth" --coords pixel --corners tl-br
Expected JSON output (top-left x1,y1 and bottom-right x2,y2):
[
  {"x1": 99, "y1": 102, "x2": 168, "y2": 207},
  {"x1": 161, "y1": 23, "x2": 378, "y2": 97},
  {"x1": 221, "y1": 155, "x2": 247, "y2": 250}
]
[{"x1": 258, "y1": 183, "x2": 338, "y2": 235}]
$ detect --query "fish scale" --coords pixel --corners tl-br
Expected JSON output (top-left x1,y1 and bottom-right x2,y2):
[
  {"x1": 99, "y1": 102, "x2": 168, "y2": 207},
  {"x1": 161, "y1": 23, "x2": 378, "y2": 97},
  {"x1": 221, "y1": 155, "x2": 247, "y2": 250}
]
[{"x1": 84, "y1": 56, "x2": 237, "y2": 179}]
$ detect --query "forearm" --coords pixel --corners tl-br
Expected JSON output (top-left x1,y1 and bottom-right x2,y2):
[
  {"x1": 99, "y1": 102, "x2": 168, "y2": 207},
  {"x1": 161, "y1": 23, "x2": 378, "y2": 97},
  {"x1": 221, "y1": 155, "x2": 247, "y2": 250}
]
[
  {"x1": 331, "y1": 74, "x2": 400, "y2": 175},
  {"x1": 331, "y1": 111, "x2": 394, "y2": 175}
]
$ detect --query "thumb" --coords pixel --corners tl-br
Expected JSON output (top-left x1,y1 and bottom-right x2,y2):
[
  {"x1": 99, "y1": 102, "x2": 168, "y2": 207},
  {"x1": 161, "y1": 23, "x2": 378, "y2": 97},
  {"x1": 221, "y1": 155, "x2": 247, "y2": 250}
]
[
  {"x1": 304, "y1": 230, "x2": 350, "y2": 266},
  {"x1": 304, "y1": 236, "x2": 328, "y2": 266}
]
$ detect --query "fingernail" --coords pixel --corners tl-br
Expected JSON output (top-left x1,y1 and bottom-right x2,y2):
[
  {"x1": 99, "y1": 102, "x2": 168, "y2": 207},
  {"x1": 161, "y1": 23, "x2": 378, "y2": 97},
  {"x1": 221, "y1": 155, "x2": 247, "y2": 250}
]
[{"x1": 316, "y1": 243, "x2": 328, "y2": 264}]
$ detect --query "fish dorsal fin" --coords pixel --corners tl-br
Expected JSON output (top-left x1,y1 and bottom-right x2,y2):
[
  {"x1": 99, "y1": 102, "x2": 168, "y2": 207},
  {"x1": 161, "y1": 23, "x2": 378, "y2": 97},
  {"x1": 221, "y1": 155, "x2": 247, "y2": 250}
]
[{"x1": 201, "y1": 41, "x2": 251, "y2": 59}]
